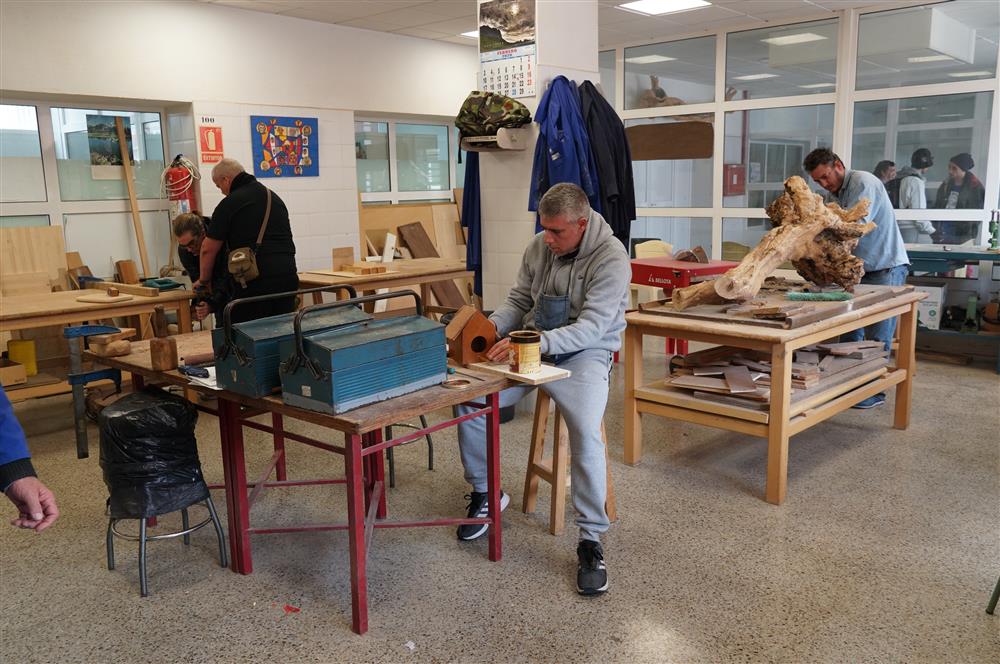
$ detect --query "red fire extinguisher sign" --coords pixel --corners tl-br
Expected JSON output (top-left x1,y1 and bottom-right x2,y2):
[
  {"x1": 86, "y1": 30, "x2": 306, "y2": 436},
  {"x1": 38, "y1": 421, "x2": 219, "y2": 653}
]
[{"x1": 199, "y1": 126, "x2": 224, "y2": 163}]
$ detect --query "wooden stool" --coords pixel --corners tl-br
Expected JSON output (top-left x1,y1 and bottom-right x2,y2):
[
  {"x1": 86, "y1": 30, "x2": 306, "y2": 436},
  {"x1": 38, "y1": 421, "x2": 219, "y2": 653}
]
[{"x1": 522, "y1": 391, "x2": 617, "y2": 535}]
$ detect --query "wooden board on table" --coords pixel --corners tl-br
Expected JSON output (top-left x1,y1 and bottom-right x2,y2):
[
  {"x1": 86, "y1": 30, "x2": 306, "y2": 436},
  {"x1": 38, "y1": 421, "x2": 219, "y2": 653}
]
[
  {"x1": 397, "y1": 222, "x2": 466, "y2": 309},
  {"x1": 115, "y1": 259, "x2": 141, "y2": 284},
  {"x1": 76, "y1": 293, "x2": 134, "y2": 304},
  {"x1": 644, "y1": 284, "x2": 912, "y2": 329},
  {"x1": 85, "y1": 280, "x2": 159, "y2": 297},
  {"x1": 0, "y1": 226, "x2": 67, "y2": 288},
  {"x1": 635, "y1": 382, "x2": 770, "y2": 422},
  {"x1": 470, "y1": 361, "x2": 571, "y2": 386}
]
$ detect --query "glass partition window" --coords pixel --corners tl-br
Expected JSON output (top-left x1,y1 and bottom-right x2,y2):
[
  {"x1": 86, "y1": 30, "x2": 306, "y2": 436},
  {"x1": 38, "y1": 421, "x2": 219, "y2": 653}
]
[
  {"x1": 49, "y1": 108, "x2": 164, "y2": 201},
  {"x1": 624, "y1": 36, "x2": 715, "y2": 111},
  {"x1": 724, "y1": 105, "x2": 834, "y2": 208},
  {"x1": 857, "y1": 1, "x2": 999, "y2": 90},
  {"x1": 727, "y1": 19, "x2": 838, "y2": 100},
  {"x1": 355, "y1": 121, "x2": 390, "y2": 193},
  {"x1": 627, "y1": 115, "x2": 713, "y2": 208},
  {"x1": 852, "y1": 91, "x2": 994, "y2": 213},
  {"x1": 599, "y1": 50, "x2": 616, "y2": 105},
  {"x1": 395, "y1": 123, "x2": 449, "y2": 192},
  {"x1": 0, "y1": 104, "x2": 46, "y2": 203},
  {"x1": 0, "y1": 214, "x2": 49, "y2": 228},
  {"x1": 631, "y1": 217, "x2": 712, "y2": 256}
]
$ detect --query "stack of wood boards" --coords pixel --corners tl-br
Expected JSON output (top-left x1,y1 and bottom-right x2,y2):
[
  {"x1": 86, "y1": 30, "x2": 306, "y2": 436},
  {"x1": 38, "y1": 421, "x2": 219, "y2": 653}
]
[
  {"x1": 665, "y1": 342, "x2": 890, "y2": 409},
  {"x1": 358, "y1": 200, "x2": 468, "y2": 309},
  {"x1": 640, "y1": 283, "x2": 913, "y2": 329}
]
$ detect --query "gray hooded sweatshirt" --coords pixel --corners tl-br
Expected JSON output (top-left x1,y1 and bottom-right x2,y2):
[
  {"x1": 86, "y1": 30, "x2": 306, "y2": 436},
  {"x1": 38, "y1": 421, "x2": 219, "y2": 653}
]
[{"x1": 489, "y1": 209, "x2": 631, "y2": 356}]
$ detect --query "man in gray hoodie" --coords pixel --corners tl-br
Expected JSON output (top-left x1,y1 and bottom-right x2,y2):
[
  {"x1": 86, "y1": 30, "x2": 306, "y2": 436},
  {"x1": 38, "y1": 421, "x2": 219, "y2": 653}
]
[
  {"x1": 896, "y1": 148, "x2": 935, "y2": 243},
  {"x1": 454, "y1": 182, "x2": 631, "y2": 596}
]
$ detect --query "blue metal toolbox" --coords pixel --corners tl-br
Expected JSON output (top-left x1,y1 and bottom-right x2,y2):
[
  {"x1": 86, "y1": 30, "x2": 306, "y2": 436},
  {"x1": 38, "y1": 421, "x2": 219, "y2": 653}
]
[
  {"x1": 212, "y1": 286, "x2": 368, "y2": 397},
  {"x1": 279, "y1": 292, "x2": 447, "y2": 414}
]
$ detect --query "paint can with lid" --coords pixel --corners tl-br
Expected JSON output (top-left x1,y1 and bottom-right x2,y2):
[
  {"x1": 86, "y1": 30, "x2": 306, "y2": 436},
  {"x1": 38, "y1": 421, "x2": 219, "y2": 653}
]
[{"x1": 508, "y1": 330, "x2": 541, "y2": 374}]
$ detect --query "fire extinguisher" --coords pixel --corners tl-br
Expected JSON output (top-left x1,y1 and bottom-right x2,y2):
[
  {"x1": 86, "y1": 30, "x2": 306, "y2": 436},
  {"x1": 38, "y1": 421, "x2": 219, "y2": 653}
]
[{"x1": 161, "y1": 154, "x2": 201, "y2": 219}]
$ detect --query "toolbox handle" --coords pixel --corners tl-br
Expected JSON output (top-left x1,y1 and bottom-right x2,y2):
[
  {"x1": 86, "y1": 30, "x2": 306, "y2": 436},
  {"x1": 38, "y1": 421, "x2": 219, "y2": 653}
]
[
  {"x1": 217, "y1": 284, "x2": 358, "y2": 365},
  {"x1": 286, "y1": 290, "x2": 423, "y2": 380}
]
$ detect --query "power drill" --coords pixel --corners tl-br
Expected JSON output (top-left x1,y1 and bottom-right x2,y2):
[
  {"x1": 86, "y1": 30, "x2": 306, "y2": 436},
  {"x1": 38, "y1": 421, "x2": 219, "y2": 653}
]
[{"x1": 192, "y1": 283, "x2": 212, "y2": 326}]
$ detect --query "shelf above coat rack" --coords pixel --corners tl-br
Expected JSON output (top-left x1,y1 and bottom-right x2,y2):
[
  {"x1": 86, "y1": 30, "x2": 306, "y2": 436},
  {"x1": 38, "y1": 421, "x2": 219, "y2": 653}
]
[{"x1": 461, "y1": 127, "x2": 530, "y2": 152}]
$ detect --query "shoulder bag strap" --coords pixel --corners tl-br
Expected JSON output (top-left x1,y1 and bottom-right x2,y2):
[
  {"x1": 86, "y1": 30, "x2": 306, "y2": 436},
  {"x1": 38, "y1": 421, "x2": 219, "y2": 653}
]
[{"x1": 254, "y1": 188, "x2": 272, "y2": 251}]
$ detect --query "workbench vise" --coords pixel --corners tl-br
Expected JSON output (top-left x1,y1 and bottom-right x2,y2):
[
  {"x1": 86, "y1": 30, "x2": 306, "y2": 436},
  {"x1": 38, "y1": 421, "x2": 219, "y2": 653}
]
[
  {"x1": 212, "y1": 285, "x2": 362, "y2": 397},
  {"x1": 279, "y1": 291, "x2": 447, "y2": 414}
]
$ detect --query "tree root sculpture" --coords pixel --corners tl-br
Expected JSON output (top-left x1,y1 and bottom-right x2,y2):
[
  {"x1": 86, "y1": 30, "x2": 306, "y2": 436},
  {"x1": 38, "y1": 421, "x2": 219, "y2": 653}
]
[{"x1": 671, "y1": 176, "x2": 876, "y2": 310}]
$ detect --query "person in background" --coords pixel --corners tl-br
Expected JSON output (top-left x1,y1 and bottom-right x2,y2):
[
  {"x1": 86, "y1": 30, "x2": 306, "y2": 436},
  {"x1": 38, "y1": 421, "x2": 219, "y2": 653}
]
[
  {"x1": 453, "y1": 183, "x2": 630, "y2": 596},
  {"x1": 895, "y1": 148, "x2": 935, "y2": 243},
  {"x1": 1, "y1": 385, "x2": 59, "y2": 532},
  {"x1": 873, "y1": 160, "x2": 896, "y2": 184},
  {"x1": 933, "y1": 153, "x2": 986, "y2": 244},
  {"x1": 172, "y1": 213, "x2": 231, "y2": 326},
  {"x1": 195, "y1": 159, "x2": 299, "y2": 324},
  {"x1": 934, "y1": 153, "x2": 985, "y2": 210},
  {"x1": 804, "y1": 148, "x2": 909, "y2": 410}
]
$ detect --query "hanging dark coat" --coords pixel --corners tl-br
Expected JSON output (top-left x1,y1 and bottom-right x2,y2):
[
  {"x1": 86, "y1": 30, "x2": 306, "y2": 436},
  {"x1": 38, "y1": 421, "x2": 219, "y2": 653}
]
[{"x1": 578, "y1": 80, "x2": 636, "y2": 250}]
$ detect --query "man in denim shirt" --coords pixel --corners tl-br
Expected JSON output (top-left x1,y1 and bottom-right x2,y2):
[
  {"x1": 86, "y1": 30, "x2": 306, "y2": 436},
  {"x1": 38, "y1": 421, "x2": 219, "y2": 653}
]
[{"x1": 804, "y1": 148, "x2": 909, "y2": 409}]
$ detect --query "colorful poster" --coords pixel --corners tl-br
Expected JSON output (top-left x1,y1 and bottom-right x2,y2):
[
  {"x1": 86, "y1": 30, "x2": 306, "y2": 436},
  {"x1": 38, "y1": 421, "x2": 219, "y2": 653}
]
[
  {"x1": 250, "y1": 115, "x2": 318, "y2": 178},
  {"x1": 478, "y1": 0, "x2": 536, "y2": 98},
  {"x1": 199, "y1": 126, "x2": 224, "y2": 163}
]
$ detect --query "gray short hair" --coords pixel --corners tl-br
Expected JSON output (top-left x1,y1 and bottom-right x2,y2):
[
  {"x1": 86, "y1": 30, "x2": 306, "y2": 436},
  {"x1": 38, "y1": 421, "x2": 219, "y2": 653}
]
[
  {"x1": 212, "y1": 158, "x2": 245, "y2": 180},
  {"x1": 538, "y1": 183, "x2": 591, "y2": 220}
]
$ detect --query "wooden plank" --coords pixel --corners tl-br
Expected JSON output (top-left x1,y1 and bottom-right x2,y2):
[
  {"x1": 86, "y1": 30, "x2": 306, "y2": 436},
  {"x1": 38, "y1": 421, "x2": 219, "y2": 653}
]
[
  {"x1": 115, "y1": 259, "x2": 141, "y2": 284},
  {"x1": 88, "y1": 327, "x2": 136, "y2": 344},
  {"x1": 635, "y1": 383, "x2": 769, "y2": 423},
  {"x1": 1, "y1": 272, "x2": 50, "y2": 297},
  {"x1": 469, "y1": 361, "x2": 570, "y2": 386},
  {"x1": 397, "y1": 222, "x2": 466, "y2": 309},
  {"x1": 0, "y1": 226, "x2": 66, "y2": 288},
  {"x1": 85, "y1": 280, "x2": 159, "y2": 297},
  {"x1": 65, "y1": 252, "x2": 84, "y2": 271},
  {"x1": 636, "y1": 399, "x2": 768, "y2": 438},
  {"x1": 331, "y1": 247, "x2": 355, "y2": 270},
  {"x1": 723, "y1": 365, "x2": 757, "y2": 393},
  {"x1": 115, "y1": 117, "x2": 150, "y2": 277},
  {"x1": 794, "y1": 350, "x2": 820, "y2": 365},
  {"x1": 76, "y1": 293, "x2": 134, "y2": 304}
]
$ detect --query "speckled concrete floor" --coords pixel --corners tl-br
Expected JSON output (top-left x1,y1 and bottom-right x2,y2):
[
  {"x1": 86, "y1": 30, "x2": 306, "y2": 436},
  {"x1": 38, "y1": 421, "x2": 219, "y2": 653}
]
[{"x1": 1, "y1": 353, "x2": 998, "y2": 663}]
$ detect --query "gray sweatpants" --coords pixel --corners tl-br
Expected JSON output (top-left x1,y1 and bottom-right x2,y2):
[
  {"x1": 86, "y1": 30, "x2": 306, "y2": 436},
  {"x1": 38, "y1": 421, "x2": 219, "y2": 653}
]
[{"x1": 456, "y1": 348, "x2": 612, "y2": 542}]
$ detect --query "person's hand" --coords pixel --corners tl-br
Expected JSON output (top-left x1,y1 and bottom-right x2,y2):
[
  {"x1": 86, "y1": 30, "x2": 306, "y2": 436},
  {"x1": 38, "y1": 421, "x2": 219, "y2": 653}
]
[
  {"x1": 194, "y1": 302, "x2": 211, "y2": 321},
  {"x1": 486, "y1": 336, "x2": 511, "y2": 364},
  {"x1": 5, "y1": 477, "x2": 59, "y2": 532}
]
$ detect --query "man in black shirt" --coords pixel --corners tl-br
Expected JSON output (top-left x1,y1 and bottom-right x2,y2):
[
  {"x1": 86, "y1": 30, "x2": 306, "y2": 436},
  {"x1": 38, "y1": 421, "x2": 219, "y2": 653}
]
[
  {"x1": 196, "y1": 159, "x2": 299, "y2": 324},
  {"x1": 172, "y1": 213, "x2": 231, "y2": 326}
]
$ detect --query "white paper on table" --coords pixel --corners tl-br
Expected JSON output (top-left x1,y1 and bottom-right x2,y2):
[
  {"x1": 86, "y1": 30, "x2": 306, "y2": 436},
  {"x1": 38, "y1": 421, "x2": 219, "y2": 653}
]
[{"x1": 187, "y1": 366, "x2": 221, "y2": 390}]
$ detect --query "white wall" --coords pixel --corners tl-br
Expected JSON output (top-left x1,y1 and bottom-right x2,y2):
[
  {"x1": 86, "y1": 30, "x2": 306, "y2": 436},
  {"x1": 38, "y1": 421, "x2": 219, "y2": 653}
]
[{"x1": 0, "y1": 1, "x2": 477, "y2": 118}]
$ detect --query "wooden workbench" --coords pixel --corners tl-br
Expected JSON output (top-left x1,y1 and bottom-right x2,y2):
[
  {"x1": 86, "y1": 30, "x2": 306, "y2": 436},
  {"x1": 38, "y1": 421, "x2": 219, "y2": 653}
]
[
  {"x1": 298, "y1": 257, "x2": 472, "y2": 308},
  {"x1": 0, "y1": 289, "x2": 193, "y2": 401},
  {"x1": 92, "y1": 331, "x2": 507, "y2": 635},
  {"x1": 623, "y1": 286, "x2": 926, "y2": 505}
]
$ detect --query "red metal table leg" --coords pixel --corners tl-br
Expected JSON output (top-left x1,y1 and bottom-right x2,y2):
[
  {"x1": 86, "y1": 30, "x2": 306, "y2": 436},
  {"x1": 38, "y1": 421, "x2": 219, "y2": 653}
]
[
  {"x1": 272, "y1": 413, "x2": 287, "y2": 481},
  {"x1": 219, "y1": 399, "x2": 252, "y2": 574},
  {"x1": 345, "y1": 432, "x2": 369, "y2": 635},
  {"x1": 677, "y1": 339, "x2": 689, "y2": 355},
  {"x1": 368, "y1": 429, "x2": 388, "y2": 519},
  {"x1": 485, "y1": 392, "x2": 502, "y2": 563}
]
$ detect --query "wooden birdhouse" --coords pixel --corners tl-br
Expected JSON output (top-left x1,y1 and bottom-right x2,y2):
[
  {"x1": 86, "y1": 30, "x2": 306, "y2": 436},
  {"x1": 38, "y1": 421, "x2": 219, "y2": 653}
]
[{"x1": 445, "y1": 305, "x2": 496, "y2": 366}]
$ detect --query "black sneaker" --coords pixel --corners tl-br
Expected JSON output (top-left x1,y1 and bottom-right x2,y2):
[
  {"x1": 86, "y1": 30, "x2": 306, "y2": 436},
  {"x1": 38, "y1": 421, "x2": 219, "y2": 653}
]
[
  {"x1": 576, "y1": 540, "x2": 608, "y2": 596},
  {"x1": 456, "y1": 491, "x2": 509, "y2": 541}
]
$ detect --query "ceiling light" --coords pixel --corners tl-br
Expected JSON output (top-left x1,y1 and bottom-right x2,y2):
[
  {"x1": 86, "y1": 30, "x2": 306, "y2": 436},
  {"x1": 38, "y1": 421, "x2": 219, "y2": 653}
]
[
  {"x1": 906, "y1": 55, "x2": 953, "y2": 63},
  {"x1": 460, "y1": 30, "x2": 479, "y2": 39},
  {"x1": 761, "y1": 33, "x2": 827, "y2": 46},
  {"x1": 948, "y1": 71, "x2": 993, "y2": 78},
  {"x1": 937, "y1": 113, "x2": 962, "y2": 118},
  {"x1": 625, "y1": 54, "x2": 676, "y2": 64},
  {"x1": 733, "y1": 73, "x2": 779, "y2": 81},
  {"x1": 798, "y1": 83, "x2": 835, "y2": 89},
  {"x1": 617, "y1": 0, "x2": 711, "y2": 17}
]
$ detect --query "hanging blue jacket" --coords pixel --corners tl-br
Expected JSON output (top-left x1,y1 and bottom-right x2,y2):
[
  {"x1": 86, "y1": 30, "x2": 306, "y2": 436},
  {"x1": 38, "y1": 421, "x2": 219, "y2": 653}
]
[
  {"x1": 0, "y1": 385, "x2": 36, "y2": 492},
  {"x1": 461, "y1": 150, "x2": 483, "y2": 297},
  {"x1": 529, "y1": 75, "x2": 602, "y2": 220}
]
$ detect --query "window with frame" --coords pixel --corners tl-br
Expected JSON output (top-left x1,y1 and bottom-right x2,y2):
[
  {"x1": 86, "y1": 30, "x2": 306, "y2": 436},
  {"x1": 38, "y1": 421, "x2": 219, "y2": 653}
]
[
  {"x1": 0, "y1": 104, "x2": 46, "y2": 203},
  {"x1": 355, "y1": 119, "x2": 462, "y2": 204}
]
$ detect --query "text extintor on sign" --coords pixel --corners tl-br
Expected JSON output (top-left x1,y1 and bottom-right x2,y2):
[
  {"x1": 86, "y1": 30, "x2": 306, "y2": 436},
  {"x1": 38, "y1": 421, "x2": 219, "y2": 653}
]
[{"x1": 199, "y1": 126, "x2": 224, "y2": 163}]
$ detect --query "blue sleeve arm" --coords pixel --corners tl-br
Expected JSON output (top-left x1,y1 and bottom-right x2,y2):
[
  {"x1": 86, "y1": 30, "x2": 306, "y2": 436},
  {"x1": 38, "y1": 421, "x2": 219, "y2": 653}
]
[{"x1": 0, "y1": 385, "x2": 36, "y2": 492}]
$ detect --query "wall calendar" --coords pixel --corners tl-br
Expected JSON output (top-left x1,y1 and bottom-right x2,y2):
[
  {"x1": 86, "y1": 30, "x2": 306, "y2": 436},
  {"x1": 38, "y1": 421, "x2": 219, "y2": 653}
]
[{"x1": 478, "y1": 0, "x2": 536, "y2": 99}]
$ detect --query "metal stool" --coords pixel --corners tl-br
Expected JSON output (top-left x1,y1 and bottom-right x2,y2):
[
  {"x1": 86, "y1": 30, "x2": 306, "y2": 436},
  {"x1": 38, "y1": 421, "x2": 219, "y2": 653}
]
[
  {"x1": 106, "y1": 497, "x2": 227, "y2": 597},
  {"x1": 988, "y1": 575, "x2": 1000, "y2": 615},
  {"x1": 384, "y1": 416, "x2": 433, "y2": 488},
  {"x1": 522, "y1": 391, "x2": 617, "y2": 535}
]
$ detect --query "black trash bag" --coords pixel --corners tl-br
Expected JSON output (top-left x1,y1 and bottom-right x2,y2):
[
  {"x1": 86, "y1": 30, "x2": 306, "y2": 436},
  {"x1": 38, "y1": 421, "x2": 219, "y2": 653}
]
[{"x1": 98, "y1": 387, "x2": 208, "y2": 519}]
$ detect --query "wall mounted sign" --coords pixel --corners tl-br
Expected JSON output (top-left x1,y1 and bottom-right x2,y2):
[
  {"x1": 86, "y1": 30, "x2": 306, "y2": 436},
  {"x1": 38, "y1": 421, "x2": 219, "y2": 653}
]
[
  {"x1": 199, "y1": 126, "x2": 224, "y2": 163},
  {"x1": 250, "y1": 115, "x2": 318, "y2": 178},
  {"x1": 478, "y1": 0, "x2": 536, "y2": 98}
]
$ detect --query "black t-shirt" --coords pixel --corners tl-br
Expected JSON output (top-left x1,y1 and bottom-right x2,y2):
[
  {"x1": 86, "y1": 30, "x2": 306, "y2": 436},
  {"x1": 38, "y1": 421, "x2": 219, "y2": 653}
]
[{"x1": 209, "y1": 172, "x2": 297, "y2": 277}]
